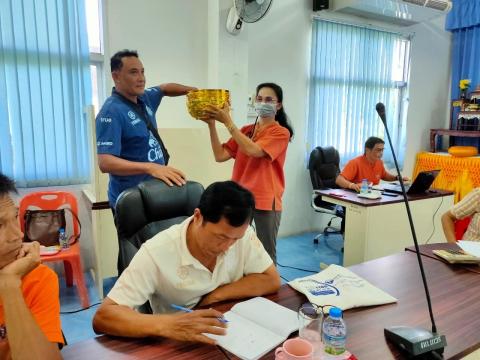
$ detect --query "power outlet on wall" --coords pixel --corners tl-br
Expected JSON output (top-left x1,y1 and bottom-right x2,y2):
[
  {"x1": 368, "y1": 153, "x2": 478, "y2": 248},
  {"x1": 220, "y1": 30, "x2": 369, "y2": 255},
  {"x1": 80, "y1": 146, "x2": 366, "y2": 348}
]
[{"x1": 247, "y1": 93, "x2": 256, "y2": 117}]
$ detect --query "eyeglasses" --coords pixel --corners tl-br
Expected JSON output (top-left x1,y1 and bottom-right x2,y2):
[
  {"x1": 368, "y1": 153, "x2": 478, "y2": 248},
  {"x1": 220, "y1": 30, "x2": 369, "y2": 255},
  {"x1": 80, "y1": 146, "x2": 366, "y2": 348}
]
[
  {"x1": 299, "y1": 302, "x2": 339, "y2": 317},
  {"x1": 255, "y1": 95, "x2": 277, "y2": 104}
]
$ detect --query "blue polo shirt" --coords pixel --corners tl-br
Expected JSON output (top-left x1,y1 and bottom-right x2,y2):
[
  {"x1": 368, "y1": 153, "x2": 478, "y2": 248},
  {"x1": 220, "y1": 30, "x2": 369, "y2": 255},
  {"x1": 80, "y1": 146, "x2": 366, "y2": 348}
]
[{"x1": 96, "y1": 87, "x2": 166, "y2": 207}]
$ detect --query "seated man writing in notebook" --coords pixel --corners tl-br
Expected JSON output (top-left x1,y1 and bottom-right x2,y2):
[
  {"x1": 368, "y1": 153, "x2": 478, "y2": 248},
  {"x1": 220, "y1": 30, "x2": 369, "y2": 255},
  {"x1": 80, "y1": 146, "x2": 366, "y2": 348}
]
[
  {"x1": 441, "y1": 188, "x2": 480, "y2": 243},
  {"x1": 0, "y1": 173, "x2": 63, "y2": 360},
  {"x1": 335, "y1": 136, "x2": 408, "y2": 192},
  {"x1": 93, "y1": 181, "x2": 281, "y2": 345}
]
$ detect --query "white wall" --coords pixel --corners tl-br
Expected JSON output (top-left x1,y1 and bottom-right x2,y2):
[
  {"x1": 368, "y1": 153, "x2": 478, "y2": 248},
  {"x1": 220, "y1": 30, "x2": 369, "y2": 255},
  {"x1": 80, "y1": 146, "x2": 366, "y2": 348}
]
[
  {"x1": 105, "y1": 0, "x2": 209, "y2": 128},
  {"x1": 403, "y1": 18, "x2": 452, "y2": 174},
  {"x1": 102, "y1": 0, "x2": 452, "y2": 239}
]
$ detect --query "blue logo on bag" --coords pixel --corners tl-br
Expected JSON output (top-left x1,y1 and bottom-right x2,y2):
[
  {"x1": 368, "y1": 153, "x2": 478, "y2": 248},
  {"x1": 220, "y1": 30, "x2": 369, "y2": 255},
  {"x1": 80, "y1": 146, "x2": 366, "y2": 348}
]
[{"x1": 299, "y1": 279, "x2": 340, "y2": 296}]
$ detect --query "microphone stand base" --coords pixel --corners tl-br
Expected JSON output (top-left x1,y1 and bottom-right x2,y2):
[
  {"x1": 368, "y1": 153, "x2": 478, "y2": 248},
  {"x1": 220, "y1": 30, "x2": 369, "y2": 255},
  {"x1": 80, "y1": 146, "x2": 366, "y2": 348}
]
[{"x1": 384, "y1": 326, "x2": 446, "y2": 358}]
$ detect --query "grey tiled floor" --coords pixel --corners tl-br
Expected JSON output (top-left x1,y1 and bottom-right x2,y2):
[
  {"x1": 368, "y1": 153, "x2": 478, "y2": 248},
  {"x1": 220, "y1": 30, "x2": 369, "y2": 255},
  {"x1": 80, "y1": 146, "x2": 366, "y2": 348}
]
[{"x1": 59, "y1": 232, "x2": 343, "y2": 344}]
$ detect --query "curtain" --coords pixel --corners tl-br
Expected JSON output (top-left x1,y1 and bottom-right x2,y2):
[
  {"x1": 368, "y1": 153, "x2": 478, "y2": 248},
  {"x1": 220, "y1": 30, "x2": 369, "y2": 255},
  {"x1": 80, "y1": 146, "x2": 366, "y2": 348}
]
[
  {"x1": 446, "y1": 0, "x2": 480, "y2": 148},
  {"x1": 307, "y1": 19, "x2": 410, "y2": 168},
  {"x1": 0, "y1": 0, "x2": 92, "y2": 187}
]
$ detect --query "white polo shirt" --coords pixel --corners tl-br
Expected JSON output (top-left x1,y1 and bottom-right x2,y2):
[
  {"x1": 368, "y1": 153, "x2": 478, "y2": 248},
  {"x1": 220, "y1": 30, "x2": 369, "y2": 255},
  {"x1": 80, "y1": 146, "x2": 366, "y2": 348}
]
[{"x1": 108, "y1": 216, "x2": 273, "y2": 314}]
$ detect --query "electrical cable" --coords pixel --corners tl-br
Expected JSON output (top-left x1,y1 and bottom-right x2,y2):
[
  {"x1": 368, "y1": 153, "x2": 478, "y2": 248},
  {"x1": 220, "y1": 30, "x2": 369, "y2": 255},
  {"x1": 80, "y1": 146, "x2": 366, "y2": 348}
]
[
  {"x1": 276, "y1": 262, "x2": 318, "y2": 273},
  {"x1": 60, "y1": 302, "x2": 102, "y2": 314},
  {"x1": 424, "y1": 195, "x2": 444, "y2": 245}
]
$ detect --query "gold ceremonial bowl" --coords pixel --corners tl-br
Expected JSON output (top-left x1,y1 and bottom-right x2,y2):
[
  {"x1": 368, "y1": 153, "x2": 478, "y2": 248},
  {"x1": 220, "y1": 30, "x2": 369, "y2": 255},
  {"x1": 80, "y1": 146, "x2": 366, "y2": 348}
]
[{"x1": 186, "y1": 89, "x2": 230, "y2": 119}]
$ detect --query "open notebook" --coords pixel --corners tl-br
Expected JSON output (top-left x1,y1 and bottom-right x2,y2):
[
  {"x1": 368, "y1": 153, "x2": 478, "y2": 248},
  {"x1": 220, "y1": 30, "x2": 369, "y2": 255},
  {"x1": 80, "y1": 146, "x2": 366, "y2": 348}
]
[{"x1": 206, "y1": 297, "x2": 299, "y2": 360}]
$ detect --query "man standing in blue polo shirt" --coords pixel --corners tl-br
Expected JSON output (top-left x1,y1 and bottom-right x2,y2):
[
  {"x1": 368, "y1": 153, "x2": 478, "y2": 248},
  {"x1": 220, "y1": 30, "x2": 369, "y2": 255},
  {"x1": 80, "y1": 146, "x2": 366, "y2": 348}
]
[{"x1": 96, "y1": 49, "x2": 196, "y2": 209}]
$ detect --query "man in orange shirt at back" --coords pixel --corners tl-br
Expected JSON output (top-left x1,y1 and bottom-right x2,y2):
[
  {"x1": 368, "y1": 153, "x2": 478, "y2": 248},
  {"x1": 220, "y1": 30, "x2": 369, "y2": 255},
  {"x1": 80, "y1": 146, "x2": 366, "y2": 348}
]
[
  {"x1": 336, "y1": 136, "x2": 408, "y2": 192},
  {"x1": 0, "y1": 173, "x2": 63, "y2": 359}
]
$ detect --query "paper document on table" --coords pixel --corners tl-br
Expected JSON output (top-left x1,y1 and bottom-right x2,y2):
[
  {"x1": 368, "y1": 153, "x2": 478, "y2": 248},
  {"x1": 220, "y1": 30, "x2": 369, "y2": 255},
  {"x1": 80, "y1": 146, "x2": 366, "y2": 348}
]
[
  {"x1": 289, "y1": 264, "x2": 397, "y2": 310},
  {"x1": 458, "y1": 241, "x2": 480, "y2": 258},
  {"x1": 357, "y1": 190, "x2": 382, "y2": 199},
  {"x1": 206, "y1": 297, "x2": 299, "y2": 360}
]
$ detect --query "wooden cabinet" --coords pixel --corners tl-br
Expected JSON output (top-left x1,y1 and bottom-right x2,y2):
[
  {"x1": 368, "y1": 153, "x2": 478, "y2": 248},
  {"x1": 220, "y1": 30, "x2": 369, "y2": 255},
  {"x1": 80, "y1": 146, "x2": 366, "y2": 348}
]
[
  {"x1": 430, "y1": 128, "x2": 480, "y2": 152},
  {"x1": 430, "y1": 99, "x2": 480, "y2": 152}
]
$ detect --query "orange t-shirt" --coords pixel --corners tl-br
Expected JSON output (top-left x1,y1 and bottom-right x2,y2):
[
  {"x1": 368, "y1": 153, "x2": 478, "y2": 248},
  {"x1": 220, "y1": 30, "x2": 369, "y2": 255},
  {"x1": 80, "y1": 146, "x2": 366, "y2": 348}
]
[
  {"x1": 224, "y1": 123, "x2": 290, "y2": 211},
  {"x1": 0, "y1": 264, "x2": 63, "y2": 344},
  {"x1": 340, "y1": 155, "x2": 387, "y2": 185}
]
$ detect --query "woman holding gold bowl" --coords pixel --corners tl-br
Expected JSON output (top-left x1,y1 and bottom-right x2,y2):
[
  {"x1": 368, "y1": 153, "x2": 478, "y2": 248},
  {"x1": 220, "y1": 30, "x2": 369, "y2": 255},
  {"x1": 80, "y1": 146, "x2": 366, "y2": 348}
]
[{"x1": 200, "y1": 83, "x2": 293, "y2": 263}]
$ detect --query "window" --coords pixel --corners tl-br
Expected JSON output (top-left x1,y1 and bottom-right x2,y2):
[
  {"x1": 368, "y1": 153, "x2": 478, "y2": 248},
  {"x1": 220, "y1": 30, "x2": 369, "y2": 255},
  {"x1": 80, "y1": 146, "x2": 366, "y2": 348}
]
[
  {"x1": 307, "y1": 19, "x2": 411, "y2": 168},
  {"x1": 0, "y1": 0, "x2": 96, "y2": 187},
  {"x1": 86, "y1": 0, "x2": 105, "y2": 114}
]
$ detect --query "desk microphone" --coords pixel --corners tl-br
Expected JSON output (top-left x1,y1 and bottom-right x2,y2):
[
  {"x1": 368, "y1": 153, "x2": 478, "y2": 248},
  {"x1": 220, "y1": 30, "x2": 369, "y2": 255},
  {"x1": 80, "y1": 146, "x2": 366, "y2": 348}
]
[{"x1": 376, "y1": 102, "x2": 446, "y2": 358}]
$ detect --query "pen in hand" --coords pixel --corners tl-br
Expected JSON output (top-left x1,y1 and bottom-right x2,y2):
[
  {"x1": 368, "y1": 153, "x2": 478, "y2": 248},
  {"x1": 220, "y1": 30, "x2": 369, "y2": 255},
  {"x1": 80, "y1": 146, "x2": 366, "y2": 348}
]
[{"x1": 170, "y1": 304, "x2": 229, "y2": 323}]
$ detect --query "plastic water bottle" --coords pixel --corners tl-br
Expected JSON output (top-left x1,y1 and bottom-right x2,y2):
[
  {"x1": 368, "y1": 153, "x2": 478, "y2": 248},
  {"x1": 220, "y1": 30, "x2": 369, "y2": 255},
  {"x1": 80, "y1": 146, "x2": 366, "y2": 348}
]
[
  {"x1": 322, "y1": 307, "x2": 347, "y2": 356},
  {"x1": 59, "y1": 228, "x2": 69, "y2": 249},
  {"x1": 360, "y1": 179, "x2": 369, "y2": 194}
]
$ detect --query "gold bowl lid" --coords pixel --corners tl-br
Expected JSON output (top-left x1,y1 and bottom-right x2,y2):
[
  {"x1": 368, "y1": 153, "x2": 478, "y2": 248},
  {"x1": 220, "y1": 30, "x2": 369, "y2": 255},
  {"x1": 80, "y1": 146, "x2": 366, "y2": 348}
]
[{"x1": 186, "y1": 89, "x2": 230, "y2": 119}]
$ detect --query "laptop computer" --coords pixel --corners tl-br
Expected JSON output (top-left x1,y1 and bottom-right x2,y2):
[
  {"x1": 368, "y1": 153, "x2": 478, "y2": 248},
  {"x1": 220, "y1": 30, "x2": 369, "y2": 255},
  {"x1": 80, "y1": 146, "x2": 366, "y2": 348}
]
[{"x1": 382, "y1": 169, "x2": 440, "y2": 195}]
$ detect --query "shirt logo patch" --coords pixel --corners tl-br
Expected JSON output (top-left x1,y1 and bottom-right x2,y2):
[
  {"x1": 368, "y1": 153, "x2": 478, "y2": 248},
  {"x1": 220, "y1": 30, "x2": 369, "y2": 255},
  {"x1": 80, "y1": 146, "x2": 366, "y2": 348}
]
[
  {"x1": 131, "y1": 119, "x2": 141, "y2": 126},
  {"x1": 97, "y1": 141, "x2": 113, "y2": 146},
  {"x1": 100, "y1": 117, "x2": 112, "y2": 123},
  {"x1": 127, "y1": 111, "x2": 136, "y2": 120},
  {"x1": 146, "y1": 105, "x2": 153, "y2": 116}
]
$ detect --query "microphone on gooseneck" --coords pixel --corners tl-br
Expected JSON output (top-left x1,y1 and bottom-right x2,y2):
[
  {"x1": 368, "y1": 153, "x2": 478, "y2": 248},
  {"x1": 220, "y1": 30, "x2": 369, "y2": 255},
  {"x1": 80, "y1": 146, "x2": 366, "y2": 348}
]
[
  {"x1": 375, "y1": 102, "x2": 386, "y2": 124},
  {"x1": 376, "y1": 102, "x2": 447, "y2": 358}
]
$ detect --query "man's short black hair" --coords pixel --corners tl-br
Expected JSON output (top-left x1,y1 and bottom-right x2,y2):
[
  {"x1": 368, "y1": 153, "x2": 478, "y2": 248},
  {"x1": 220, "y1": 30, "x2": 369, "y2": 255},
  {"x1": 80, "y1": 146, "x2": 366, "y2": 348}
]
[
  {"x1": 198, "y1": 181, "x2": 255, "y2": 227},
  {"x1": 365, "y1": 136, "x2": 385, "y2": 150},
  {"x1": 110, "y1": 49, "x2": 139, "y2": 72},
  {"x1": 0, "y1": 173, "x2": 17, "y2": 197}
]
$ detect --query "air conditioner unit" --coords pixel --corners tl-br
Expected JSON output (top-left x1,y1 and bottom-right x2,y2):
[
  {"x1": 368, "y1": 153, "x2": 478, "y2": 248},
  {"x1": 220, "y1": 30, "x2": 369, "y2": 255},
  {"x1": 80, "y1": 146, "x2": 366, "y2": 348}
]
[{"x1": 328, "y1": 0, "x2": 452, "y2": 27}]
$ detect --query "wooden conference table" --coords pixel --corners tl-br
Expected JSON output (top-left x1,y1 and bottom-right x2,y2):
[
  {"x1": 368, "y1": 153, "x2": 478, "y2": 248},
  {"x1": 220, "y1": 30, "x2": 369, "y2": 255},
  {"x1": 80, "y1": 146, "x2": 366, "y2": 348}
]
[
  {"x1": 62, "y1": 249, "x2": 480, "y2": 360},
  {"x1": 405, "y1": 242, "x2": 480, "y2": 274},
  {"x1": 314, "y1": 188, "x2": 454, "y2": 266}
]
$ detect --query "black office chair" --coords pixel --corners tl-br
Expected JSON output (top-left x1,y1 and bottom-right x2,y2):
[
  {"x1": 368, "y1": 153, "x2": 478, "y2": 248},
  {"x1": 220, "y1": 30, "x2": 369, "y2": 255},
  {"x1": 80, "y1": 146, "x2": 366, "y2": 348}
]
[
  {"x1": 115, "y1": 179, "x2": 204, "y2": 275},
  {"x1": 308, "y1": 146, "x2": 345, "y2": 244}
]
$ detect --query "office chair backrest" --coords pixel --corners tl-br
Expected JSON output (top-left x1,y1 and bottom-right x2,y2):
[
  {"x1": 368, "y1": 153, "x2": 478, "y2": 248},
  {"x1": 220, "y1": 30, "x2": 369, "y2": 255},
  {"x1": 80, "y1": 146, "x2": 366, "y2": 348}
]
[
  {"x1": 115, "y1": 179, "x2": 204, "y2": 275},
  {"x1": 308, "y1": 146, "x2": 340, "y2": 189}
]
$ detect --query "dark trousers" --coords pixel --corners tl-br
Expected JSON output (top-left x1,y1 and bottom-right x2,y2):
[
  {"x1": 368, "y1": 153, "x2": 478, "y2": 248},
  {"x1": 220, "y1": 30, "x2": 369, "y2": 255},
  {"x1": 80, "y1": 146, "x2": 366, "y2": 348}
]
[{"x1": 253, "y1": 209, "x2": 282, "y2": 264}]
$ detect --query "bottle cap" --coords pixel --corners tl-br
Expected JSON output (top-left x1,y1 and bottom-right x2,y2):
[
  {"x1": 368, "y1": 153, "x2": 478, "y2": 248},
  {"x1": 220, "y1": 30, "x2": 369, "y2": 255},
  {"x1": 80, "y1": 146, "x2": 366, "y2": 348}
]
[{"x1": 329, "y1": 307, "x2": 342, "y2": 318}]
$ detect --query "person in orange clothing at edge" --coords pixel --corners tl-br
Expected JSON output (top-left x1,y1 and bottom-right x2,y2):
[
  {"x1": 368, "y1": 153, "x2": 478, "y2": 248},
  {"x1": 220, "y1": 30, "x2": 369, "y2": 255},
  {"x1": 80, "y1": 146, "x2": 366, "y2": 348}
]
[
  {"x1": 0, "y1": 173, "x2": 63, "y2": 360},
  {"x1": 201, "y1": 83, "x2": 294, "y2": 263},
  {"x1": 335, "y1": 136, "x2": 409, "y2": 192}
]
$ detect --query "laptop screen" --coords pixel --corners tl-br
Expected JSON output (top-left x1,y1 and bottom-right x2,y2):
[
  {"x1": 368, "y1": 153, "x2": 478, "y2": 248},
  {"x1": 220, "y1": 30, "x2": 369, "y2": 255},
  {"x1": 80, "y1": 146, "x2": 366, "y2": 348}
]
[
  {"x1": 407, "y1": 169, "x2": 440, "y2": 194},
  {"x1": 383, "y1": 170, "x2": 440, "y2": 194}
]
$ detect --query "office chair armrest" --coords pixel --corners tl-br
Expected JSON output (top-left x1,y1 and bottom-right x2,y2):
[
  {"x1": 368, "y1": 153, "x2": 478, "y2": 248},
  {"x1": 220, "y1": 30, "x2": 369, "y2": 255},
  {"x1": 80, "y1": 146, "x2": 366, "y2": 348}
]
[{"x1": 311, "y1": 192, "x2": 337, "y2": 215}]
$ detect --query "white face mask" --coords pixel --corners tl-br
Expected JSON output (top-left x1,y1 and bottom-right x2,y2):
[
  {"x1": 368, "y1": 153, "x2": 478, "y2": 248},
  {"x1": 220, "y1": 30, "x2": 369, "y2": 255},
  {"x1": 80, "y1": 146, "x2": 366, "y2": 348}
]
[{"x1": 254, "y1": 102, "x2": 277, "y2": 118}]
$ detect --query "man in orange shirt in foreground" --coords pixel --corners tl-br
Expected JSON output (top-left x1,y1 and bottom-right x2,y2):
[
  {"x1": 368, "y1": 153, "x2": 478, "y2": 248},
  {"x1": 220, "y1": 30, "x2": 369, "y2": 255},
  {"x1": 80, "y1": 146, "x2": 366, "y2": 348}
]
[
  {"x1": 336, "y1": 136, "x2": 408, "y2": 192},
  {"x1": 0, "y1": 173, "x2": 63, "y2": 359}
]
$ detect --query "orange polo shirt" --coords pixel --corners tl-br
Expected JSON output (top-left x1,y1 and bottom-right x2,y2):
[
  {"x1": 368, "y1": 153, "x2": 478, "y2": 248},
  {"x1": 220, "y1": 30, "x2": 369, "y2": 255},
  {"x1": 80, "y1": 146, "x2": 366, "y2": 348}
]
[
  {"x1": 0, "y1": 264, "x2": 63, "y2": 345},
  {"x1": 340, "y1": 155, "x2": 387, "y2": 185},
  {"x1": 224, "y1": 123, "x2": 290, "y2": 211}
]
